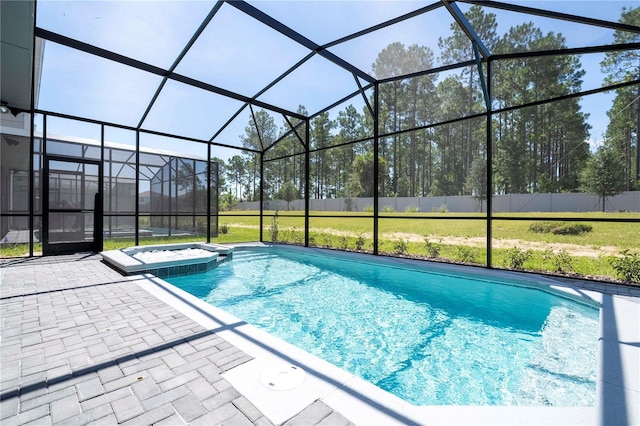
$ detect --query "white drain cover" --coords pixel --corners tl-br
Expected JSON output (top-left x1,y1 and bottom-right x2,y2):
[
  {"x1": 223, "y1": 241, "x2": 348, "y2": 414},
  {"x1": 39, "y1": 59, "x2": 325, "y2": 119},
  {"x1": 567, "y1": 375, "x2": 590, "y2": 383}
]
[{"x1": 260, "y1": 364, "x2": 306, "y2": 391}]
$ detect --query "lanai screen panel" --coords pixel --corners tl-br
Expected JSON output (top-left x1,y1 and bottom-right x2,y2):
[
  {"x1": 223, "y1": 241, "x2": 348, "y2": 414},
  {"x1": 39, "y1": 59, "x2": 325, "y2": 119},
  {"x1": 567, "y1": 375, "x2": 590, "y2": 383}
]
[
  {"x1": 249, "y1": 0, "x2": 425, "y2": 45},
  {"x1": 36, "y1": 0, "x2": 214, "y2": 68},
  {"x1": 141, "y1": 134, "x2": 208, "y2": 237},
  {"x1": 174, "y1": 3, "x2": 311, "y2": 99},
  {"x1": 37, "y1": 41, "x2": 161, "y2": 126},
  {"x1": 328, "y1": 5, "x2": 468, "y2": 80}
]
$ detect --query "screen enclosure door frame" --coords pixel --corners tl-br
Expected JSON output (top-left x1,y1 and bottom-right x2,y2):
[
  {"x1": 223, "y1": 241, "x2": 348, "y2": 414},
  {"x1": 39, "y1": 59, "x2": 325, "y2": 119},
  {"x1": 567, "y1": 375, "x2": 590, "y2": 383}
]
[{"x1": 43, "y1": 155, "x2": 103, "y2": 255}]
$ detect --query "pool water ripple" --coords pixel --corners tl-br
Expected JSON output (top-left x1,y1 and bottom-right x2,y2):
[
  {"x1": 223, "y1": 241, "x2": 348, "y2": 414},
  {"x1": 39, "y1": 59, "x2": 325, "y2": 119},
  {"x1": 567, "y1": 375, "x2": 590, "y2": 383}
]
[{"x1": 167, "y1": 247, "x2": 599, "y2": 407}]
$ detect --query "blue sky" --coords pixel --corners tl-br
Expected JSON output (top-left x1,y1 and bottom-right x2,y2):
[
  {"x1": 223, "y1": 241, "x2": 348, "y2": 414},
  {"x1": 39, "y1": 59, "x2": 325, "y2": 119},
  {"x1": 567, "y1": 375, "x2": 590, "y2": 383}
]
[{"x1": 34, "y1": 0, "x2": 639, "y2": 160}]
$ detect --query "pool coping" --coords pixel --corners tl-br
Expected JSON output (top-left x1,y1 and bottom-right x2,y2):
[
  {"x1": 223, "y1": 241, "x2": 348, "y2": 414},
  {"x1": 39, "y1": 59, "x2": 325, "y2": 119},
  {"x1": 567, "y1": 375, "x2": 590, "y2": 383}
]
[{"x1": 134, "y1": 242, "x2": 640, "y2": 425}]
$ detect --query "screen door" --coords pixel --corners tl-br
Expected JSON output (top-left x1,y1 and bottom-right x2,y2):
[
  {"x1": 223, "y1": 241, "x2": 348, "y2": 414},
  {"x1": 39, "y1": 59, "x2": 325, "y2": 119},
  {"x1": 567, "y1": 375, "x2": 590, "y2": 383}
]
[{"x1": 43, "y1": 156, "x2": 102, "y2": 255}]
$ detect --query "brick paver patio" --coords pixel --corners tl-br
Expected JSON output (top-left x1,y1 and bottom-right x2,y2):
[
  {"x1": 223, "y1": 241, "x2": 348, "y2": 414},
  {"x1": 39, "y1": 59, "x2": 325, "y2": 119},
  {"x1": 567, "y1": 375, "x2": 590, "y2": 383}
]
[{"x1": 0, "y1": 254, "x2": 351, "y2": 425}]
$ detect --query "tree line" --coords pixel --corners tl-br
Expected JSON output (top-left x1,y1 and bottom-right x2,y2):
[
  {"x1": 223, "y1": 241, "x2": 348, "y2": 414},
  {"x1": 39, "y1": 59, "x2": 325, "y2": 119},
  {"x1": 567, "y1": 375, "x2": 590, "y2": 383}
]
[{"x1": 214, "y1": 6, "x2": 638, "y2": 210}]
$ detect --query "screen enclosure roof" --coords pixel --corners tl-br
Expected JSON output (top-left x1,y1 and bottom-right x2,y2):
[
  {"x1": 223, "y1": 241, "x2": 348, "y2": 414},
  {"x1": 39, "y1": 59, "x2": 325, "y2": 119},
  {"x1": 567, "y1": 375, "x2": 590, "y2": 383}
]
[{"x1": 27, "y1": 0, "x2": 640, "y2": 151}]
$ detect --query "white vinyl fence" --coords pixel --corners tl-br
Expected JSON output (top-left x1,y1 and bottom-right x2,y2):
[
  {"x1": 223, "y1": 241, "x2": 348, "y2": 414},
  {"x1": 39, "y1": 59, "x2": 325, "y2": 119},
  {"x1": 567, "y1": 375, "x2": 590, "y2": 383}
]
[{"x1": 236, "y1": 191, "x2": 640, "y2": 213}]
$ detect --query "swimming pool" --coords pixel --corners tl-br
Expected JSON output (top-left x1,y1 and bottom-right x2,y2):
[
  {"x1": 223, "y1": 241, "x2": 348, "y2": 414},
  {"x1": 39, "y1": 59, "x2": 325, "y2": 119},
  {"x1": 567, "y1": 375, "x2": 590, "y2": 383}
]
[{"x1": 166, "y1": 246, "x2": 599, "y2": 407}]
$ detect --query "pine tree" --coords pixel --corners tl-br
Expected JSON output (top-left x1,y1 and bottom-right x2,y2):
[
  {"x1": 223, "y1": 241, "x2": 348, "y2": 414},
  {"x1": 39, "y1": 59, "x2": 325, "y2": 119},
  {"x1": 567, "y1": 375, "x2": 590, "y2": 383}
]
[
  {"x1": 600, "y1": 6, "x2": 640, "y2": 190},
  {"x1": 579, "y1": 146, "x2": 626, "y2": 212}
]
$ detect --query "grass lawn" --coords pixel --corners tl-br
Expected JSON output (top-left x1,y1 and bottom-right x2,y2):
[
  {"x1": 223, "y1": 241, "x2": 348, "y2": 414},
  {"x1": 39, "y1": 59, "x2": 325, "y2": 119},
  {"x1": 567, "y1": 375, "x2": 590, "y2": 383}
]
[
  {"x1": 2, "y1": 211, "x2": 637, "y2": 283},
  {"x1": 221, "y1": 211, "x2": 639, "y2": 250},
  {"x1": 219, "y1": 211, "x2": 639, "y2": 282}
]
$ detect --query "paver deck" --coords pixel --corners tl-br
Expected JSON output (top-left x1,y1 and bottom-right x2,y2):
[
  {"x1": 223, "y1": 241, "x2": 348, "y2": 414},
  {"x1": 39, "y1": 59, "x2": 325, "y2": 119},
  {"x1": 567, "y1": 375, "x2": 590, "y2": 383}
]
[
  {"x1": 2, "y1": 250, "x2": 639, "y2": 426},
  {"x1": 0, "y1": 254, "x2": 351, "y2": 425}
]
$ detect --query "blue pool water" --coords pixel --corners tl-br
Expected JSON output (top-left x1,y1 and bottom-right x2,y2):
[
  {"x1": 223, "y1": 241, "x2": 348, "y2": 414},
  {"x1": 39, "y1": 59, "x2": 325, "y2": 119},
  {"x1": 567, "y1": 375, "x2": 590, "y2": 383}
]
[{"x1": 167, "y1": 246, "x2": 599, "y2": 406}]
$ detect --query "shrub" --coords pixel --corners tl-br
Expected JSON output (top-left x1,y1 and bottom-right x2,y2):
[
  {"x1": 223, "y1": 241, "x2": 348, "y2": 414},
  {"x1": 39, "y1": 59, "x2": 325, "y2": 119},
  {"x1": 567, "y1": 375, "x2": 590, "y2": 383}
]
[
  {"x1": 456, "y1": 245, "x2": 478, "y2": 263},
  {"x1": 393, "y1": 239, "x2": 408, "y2": 255},
  {"x1": 195, "y1": 219, "x2": 207, "y2": 233},
  {"x1": 424, "y1": 237, "x2": 441, "y2": 258},
  {"x1": 543, "y1": 249, "x2": 574, "y2": 273},
  {"x1": 319, "y1": 233, "x2": 332, "y2": 247},
  {"x1": 554, "y1": 223, "x2": 593, "y2": 235},
  {"x1": 505, "y1": 247, "x2": 532, "y2": 269},
  {"x1": 355, "y1": 233, "x2": 366, "y2": 251},
  {"x1": 383, "y1": 205, "x2": 395, "y2": 213},
  {"x1": 529, "y1": 222, "x2": 592, "y2": 235},
  {"x1": 364, "y1": 205, "x2": 374, "y2": 212},
  {"x1": 610, "y1": 249, "x2": 640, "y2": 283},
  {"x1": 268, "y1": 210, "x2": 279, "y2": 242},
  {"x1": 220, "y1": 223, "x2": 229, "y2": 235},
  {"x1": 405, "y1": 205, "x2": 420, "y2": 213},
  {"x1": 344, "y1": 197, "x2": 354, "y2": 212},
  {"x1": 431, "y1": 204, "x2": 448, "y2": 213},
  {"x1": 283, "y1": 227, "x2": 304, "y2": 245},
  {"x1": 529, "y1": 222, "x2": 555, "y2": 233},
  {"x1": 339, "y1": 235, "x2": 349, "y2": 249}
]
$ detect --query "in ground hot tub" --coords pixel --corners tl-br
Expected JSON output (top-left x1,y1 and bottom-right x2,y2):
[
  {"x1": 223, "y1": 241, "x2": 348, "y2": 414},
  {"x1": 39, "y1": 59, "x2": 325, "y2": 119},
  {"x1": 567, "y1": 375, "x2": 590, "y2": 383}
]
[{"x1": 101, "y1": 242, "x2": 232, "y2": 277}]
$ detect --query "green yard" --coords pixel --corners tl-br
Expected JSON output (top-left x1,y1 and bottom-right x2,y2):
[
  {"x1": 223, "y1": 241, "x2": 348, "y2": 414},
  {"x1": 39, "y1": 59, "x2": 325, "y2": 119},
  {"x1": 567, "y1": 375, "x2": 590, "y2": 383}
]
[
  {"x1": 219, "y1": 211, "x2": 638, "y2": 250},
  {"x1": 215, "y1": 211, "x2": 639, "y2": 282},
  {"x1": 2, "y1": 211, "x2": 637, "y2": 283}
]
